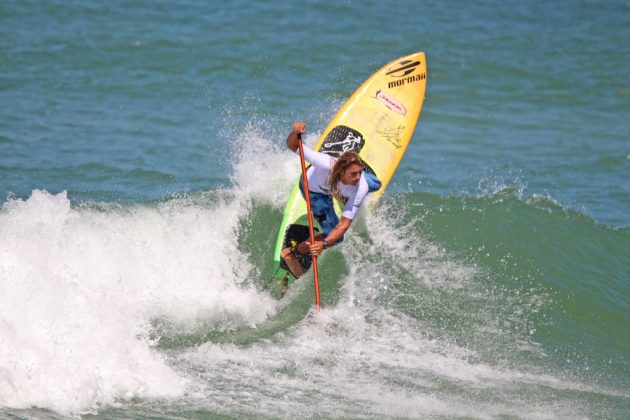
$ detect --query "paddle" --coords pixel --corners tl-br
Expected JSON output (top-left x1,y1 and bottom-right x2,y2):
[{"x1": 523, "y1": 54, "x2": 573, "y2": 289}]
[{"x1": 297, "y1": 132, "x2": 321, "y2": 311}]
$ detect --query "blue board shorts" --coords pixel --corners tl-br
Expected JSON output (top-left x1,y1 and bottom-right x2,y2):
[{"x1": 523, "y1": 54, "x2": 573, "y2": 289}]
[{"x1": 298, "y1": 172, "x2": 381, "y2": 243}]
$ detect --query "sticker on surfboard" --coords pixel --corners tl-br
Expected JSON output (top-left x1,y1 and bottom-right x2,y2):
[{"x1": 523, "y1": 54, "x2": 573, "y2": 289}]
[
  {"x1": 318, "y1": 125, "x2": 366, "y2": 156},
  {"x1": 317, "y1": 125, "x2": 376, "y2": 175},
  {"x1": 375, "y1": 90, "x2": 407, "y2": 115}
]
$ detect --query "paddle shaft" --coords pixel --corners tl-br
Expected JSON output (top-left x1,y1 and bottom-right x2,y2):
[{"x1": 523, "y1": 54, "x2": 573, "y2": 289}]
[{"x1": 297, "y1": 133, "x2": 321, "y2": 311}]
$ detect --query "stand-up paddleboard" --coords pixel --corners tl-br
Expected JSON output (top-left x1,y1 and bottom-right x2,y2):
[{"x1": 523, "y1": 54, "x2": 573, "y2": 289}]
[{"x1": 269, "y1": 52, "x2": 427, "y2": 298}]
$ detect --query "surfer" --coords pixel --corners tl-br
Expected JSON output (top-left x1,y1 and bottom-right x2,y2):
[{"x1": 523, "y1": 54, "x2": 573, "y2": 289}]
[{"x1": 281, "y1": 122, "x2": 381, "y2": 277}]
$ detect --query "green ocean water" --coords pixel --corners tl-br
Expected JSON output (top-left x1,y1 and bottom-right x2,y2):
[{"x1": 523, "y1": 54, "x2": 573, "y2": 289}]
[{"x1": 1, "y1": 0, "x2": 629, "y2": 418}]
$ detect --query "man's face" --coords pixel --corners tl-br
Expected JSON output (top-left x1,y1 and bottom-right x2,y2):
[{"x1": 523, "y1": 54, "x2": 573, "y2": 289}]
[{"x1": 340, "y1": 164, "x2": 363, "y2": 185}]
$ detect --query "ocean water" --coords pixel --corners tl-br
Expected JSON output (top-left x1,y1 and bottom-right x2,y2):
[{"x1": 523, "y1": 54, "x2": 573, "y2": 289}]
[{"x1": 1, "y1": 0, "x2": 629, "y2": 418}]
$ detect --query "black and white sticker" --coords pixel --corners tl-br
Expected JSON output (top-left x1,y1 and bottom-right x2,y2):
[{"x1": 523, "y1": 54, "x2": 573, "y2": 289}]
[{"x1": 318, "y1": 125, "x2": 366, "y2": 157}]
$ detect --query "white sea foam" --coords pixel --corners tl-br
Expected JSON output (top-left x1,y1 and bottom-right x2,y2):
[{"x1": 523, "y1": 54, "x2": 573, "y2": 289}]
[
  {"x1": 0, "y1": 123, "x2": 315, "y2": 415},
  {"x1": 163, "y1": 206, "x2": 605, "y2": 418},
  {"x1": 230, "y1": 122, "x2": 320, "y2": 208},
  {"x1": 177, "y1": 298, "x2": 594, "y2": 418},
  {"x1": 0, "y1": 186, "x2": 277, "y2": 415}
]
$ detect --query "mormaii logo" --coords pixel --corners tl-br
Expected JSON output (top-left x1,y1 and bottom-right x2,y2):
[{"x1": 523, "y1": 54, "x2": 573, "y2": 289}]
[
  {"x1": 376, "y1": 90, "x2": 407, "y2": 115},
  {"x1": 388, "y1": 72, "x2": 425, "y2": 89},
  {"x1": 386, "y1": 60, "x2": 421, "y2": 78}
]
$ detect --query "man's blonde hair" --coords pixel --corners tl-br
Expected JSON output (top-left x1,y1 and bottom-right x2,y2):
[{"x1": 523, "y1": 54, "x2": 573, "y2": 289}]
[{"x1": 329, "y1": 151, "x2": 363, "y2": 202}]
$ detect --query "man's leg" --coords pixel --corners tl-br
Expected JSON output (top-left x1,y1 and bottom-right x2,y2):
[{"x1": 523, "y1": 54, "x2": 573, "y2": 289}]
[
  {"x1": 281, "y1": 186, "x2": 337, "y2": 277},
  {"x1": 295, "y1": 190, "x2": 340, "y2": 251}
]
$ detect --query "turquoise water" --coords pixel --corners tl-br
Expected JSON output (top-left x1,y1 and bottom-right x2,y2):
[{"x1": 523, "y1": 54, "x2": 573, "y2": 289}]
[{"x1": 1, "y1": 0, "x2": 629, "y2": 418}]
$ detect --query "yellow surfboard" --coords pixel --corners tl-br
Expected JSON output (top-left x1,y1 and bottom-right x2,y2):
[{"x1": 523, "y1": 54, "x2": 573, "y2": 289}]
[{"x1": 270, "y1": 52, "x2": 427, "y2": 297}]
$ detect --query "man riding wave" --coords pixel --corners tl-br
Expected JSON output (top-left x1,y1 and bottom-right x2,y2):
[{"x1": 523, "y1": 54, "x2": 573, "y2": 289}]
[{"x1": 281, "y1": 122, "x2": 381, "y2": 277}]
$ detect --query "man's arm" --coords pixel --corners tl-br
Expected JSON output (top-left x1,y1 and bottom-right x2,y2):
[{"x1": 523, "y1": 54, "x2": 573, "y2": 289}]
[
  {"x1": 308, "y1": 217, "x2": 353, "y2": 256},
  {"x1": 286, "y1": 122, "x2": 306, "y2": 152}
]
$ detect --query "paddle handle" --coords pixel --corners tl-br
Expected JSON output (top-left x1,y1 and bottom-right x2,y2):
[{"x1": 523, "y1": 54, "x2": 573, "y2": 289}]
[{"x1": 297, "y1": 133, "x2": 321, "y2": 311}]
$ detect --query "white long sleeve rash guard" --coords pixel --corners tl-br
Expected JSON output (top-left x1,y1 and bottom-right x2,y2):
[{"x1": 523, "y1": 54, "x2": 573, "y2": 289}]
[{"x1": 297, "y1": 145, "x2": 369, "y2": 220}]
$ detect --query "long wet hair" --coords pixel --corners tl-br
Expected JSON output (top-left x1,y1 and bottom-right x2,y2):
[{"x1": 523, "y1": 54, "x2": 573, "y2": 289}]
[{"x1": 329, "y1": 151, "x2": 364, "y2": 202}]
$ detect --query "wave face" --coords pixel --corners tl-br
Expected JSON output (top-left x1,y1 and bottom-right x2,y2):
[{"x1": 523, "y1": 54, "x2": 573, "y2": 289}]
[{"x1": 1, "y1": 129, "x2": 628, "y2": 418}]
